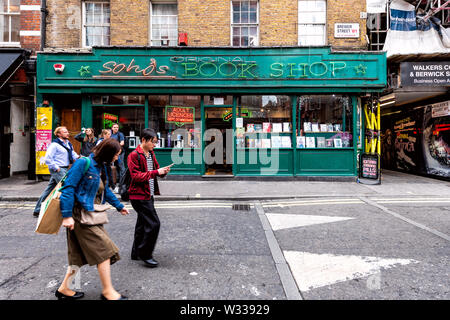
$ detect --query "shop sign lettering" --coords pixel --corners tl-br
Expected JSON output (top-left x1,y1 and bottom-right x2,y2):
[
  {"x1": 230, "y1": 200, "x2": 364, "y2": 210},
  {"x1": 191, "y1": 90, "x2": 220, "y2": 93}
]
[
  {"x1": 96, "y1": 56, "x2": 355, "y2": 79},
  {"x1": 99, "y1": 58, "x2": 170, "y2": 76}
]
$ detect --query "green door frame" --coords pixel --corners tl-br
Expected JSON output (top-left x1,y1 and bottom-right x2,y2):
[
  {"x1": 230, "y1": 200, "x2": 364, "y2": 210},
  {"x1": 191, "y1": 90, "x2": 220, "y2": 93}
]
[{"x1": 202, "y1": 100, "x2": 235, "y2": 176}]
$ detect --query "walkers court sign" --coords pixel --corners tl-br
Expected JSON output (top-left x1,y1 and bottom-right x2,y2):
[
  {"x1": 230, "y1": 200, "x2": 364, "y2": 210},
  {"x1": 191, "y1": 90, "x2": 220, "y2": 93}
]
[
  {"x1": 37, "y1": 47, "x2": 386, "y2": 91},
  {"x1": 401, "y1": 61, "x2": 450, "y2": 86}
]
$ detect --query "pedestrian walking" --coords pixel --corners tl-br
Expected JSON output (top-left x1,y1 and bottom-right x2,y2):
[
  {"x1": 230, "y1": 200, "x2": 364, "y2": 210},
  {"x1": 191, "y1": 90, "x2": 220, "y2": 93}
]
[
  {"x1": 56, "y1": 139, "x2": 130, "y2": 300},
  {"x1": 96, "y1": 128, "x2": 111, "y2": 146},
  {"x1": 74, "y1": 128, "x2": 97, "y2": 156},
  {"x1": 110, "y1": 123, "x2": 126, "y2": 194},
  {"x1": 33, "y1": 126, "x2": 78, "y2": 217},
  {"x1": 127, "y1": 128, "x2": 171, "y2": 268}
]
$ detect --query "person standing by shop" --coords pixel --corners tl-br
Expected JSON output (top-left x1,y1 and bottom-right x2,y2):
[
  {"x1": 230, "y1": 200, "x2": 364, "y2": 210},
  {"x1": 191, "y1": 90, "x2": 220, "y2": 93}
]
[
  {"x1": 33, "y1": 126, "x2": 79, "y2": 217},
  {"x1": 110, "y1": 123, "x2": 125, "y2": 193},
  {"x1": 74, "y1": 128, "x2": 97, "y2": 157},
  {"x1": 56, "y1": 139, "x2": 129, "y2": 300},
  {"x1": 96, "y1": 129, "x2": 111, "y2": 146},
  {"x1": 127, "y1": 128, "x2": 171, "y2": 268}
]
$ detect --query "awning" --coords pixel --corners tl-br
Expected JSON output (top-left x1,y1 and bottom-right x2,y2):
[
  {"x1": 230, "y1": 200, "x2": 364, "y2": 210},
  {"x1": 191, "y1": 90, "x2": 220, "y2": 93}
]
[{"x1": 0, "y1": 52, "x2": 23, "y2": 86}]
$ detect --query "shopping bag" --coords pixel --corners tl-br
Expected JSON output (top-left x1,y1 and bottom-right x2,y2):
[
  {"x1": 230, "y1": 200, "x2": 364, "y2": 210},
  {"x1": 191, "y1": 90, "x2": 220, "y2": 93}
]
[{"x1": 35, "y1": 180, "x2": 64, "y2": 234}]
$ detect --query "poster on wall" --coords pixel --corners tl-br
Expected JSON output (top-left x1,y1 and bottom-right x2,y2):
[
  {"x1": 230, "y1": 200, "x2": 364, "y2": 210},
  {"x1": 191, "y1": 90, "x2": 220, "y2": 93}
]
[
  {"x1": 422, "y1": 101, "x2": 450, "y2": 178},
  {"x1": 165, "y1": 106, "x2": 195, "y2": 126},
  {"x1": 36, "y1": 107, "x2": 53, "y2": 175},
  {"x1": 393, "y1": 115, "x2": 422, "y2": 172}
]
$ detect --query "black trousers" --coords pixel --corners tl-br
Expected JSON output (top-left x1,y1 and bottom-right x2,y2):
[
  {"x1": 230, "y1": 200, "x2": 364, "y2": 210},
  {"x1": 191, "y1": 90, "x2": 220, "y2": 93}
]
[{"x1": 130, "y1": 198, "x2": 160, "y2": 260}]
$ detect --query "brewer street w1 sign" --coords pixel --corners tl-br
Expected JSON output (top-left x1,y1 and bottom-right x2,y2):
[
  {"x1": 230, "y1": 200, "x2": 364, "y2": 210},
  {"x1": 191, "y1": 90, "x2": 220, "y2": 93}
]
[{"x1": 401, "y1": 61, "x2": 450, "y2": 86}]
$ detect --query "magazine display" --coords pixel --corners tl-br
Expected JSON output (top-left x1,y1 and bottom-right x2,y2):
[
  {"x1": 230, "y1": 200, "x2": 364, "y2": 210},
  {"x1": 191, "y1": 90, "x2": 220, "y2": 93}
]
[{"x1": 263, "y1": 122, "x2": 271, "y2": 133}]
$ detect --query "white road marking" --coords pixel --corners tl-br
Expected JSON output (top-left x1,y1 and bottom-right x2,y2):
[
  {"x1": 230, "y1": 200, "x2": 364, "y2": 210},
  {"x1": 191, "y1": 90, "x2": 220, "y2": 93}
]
[
  {"x1": 283, "y1": 251, "x2": 419, "y2": 292},
  {"x1": 263, "y1": 200, "x2": 364, "y2": 208},
  {"x1": 266, "y1": 213, "x2": 355, "y2": 231}
]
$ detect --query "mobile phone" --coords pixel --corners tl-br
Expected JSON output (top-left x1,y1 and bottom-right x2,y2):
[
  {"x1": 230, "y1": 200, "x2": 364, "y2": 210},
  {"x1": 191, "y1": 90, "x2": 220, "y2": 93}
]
[{"x1": 167, "y1": 163, "x2": 175, "y2": 168}]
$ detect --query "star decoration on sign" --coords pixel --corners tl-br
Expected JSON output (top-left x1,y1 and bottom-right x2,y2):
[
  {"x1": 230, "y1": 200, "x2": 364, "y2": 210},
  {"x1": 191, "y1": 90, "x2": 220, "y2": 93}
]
[
  {"x1": 354, "y1": 64, "x2": 367, "y2": 75},
  {"x1": 78, "y1": 65, "x2": 91, "y2": 77}
]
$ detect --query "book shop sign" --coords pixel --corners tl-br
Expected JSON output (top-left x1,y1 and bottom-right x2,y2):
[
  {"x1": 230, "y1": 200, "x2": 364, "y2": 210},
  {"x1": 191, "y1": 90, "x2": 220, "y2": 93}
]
[{"x1": 401, "y1": 62, "x2": 450, "y2": 86}]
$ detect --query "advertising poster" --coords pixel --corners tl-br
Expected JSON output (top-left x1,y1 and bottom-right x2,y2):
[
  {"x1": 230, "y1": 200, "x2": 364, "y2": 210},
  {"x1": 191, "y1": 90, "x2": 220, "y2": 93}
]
[
  {"x1": 36, "y1": 107, "x2": 53, "y2": 175},
  {"x1": 422, "y1": 102, "x2": 450, "y2": 177}
]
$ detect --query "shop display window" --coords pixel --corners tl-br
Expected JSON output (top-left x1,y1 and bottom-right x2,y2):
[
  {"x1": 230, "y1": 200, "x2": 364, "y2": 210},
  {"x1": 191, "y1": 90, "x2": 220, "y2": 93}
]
[
  {"x1": 237, "y1": 95, "x2": 292, "y2": 149},
  {"x1": 92, "y1": 106, "x2": 145, "y2": 138},
  {"x1": 297, "y1": 95, "x2": 353, "y2": 148},
  {"x1": 148, "y1": 95, "x2": 201, "y2": 148}
]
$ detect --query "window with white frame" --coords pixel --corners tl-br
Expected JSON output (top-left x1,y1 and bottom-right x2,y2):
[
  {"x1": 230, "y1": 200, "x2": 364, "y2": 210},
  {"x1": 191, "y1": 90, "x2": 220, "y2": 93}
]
[
  {"x1": 298, "y1": 0, "x2": 327, "y2": 46},
  {"x1": 150, "y1": 2, "x2": 178, "y2": 46},
  {"x1": 231, "y1": 0, "x2": 259, "y2": 46},
  {"x1": 0, "y1": 0, "x2": 20, "y2": 44},
  {"x1": 82, "y1": 1, "x2": 110, "y2": 47}
]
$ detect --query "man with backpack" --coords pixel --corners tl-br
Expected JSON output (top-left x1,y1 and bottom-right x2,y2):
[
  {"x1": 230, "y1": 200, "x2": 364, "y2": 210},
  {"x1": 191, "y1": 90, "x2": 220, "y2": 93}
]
[
  {"x1": 126, "y1": 128, "x2": 171, "y2": 267},
  {"x1": 33, "y1": 126, "x2": 79, "y2": 217}
]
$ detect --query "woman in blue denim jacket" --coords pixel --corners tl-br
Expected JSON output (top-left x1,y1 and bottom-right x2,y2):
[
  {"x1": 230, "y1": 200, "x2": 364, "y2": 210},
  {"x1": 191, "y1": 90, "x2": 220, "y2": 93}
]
[{"x1": 56, "y1": 139, "x2": 129, "y2": 301}]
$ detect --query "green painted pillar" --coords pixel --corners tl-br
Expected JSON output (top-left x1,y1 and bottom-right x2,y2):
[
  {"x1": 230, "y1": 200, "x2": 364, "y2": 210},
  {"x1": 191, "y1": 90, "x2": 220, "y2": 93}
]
[
  {"x1": 81, "y1": 95, "x2": 92, "y2": 129},
  {"x1": 292, "y1": 95, "x2": 298, "y2": 176}
]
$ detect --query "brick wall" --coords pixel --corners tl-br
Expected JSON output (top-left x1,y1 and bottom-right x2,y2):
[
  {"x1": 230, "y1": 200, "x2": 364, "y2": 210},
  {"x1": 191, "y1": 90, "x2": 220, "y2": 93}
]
[
  {"x1": 45, "y1": 0, "x2": 81, "y2": 48},
  {"x1": 260, "y1": 0, "x2": 297, "y2": 46},
  {"x1": 178, "y1": 0, "x2": 230, "y2": 46},
  {"x1": 20, "y1": 0, "x2": 42, "y2": 54},
  {"x1": 327, "y1": 0, "x2": 367, "y2": 49},
  {"x1": 110, "y1": 0, "x2": 149, "y2": 46}
]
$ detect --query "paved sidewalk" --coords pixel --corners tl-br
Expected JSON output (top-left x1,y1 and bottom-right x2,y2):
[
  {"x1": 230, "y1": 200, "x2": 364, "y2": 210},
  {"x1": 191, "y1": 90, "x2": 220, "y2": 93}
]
[{"x1": 0, "y1": 170, "x2": 449, "y2": 202}]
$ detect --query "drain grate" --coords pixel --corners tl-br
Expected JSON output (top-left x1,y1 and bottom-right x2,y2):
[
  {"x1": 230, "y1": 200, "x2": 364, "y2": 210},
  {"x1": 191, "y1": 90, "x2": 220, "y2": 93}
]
[{"x1": 232, "y1": 203, "x2": 251, "y2": 211}]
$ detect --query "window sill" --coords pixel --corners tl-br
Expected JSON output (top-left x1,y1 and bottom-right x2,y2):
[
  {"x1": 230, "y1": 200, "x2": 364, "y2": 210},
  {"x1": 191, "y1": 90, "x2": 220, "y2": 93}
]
[{"x1": 0, "y1": 43, "x2": 21, "y2": 47}]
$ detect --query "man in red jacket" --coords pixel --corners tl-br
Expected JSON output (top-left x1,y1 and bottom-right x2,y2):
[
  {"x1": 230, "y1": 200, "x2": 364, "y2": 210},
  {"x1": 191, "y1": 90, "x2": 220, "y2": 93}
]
[{"x1": 127, "y1": 128, "x2": 171, "y2": 267}]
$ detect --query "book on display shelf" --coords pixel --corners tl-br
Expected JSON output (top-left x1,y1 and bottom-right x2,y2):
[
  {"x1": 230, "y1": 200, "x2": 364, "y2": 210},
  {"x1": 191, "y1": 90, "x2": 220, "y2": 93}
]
[
  {"x1": 326, "y1": 138, "x2": 334, "y2": 148},
  {"x1": 254, "y1": 124, "x2": 263, "y2": 133},
  {"x1": 263, "y1": 122, "x2": 271, "y2": 133},
  {"x1": 317, "y1": 137, "x2": 326, "y2": 148},
  {"x1": 297, "y1": 136, "x2": 306, "y2": 148},
  {"x1": 247, "y1": 124, "x2": 255, "y2": 133},
  {"x1": 281, "y1": 136, "x2": 291, "y2": 148},
  {"x1": 271, "y1": 136, "x2": 282, "y2": 148},
  {"x1": 283, "y1": 122, "x2": 291, "y2": 132},
  {"x1": 320, "y1": 124, "x2": 328, "y2": 132},
  {"x1": 272, "y1": 123, "x2": 283, "y2": 133},
  {"x1": 261, "y1": 138, "x2": 271, "y2": 148},
  {"x1": 303, "y1": 122, "x2": 312, "y2": 132},
  {"x1": 312, "y1": 123, "x2": 320, "y2": 132},
  {"x1": 306, "y1": 137, "x2": 315, "y2": 148},
  {"x1": 334, "y1": 138, "x2": 343, "y2": 148},
  {"x1": 327, "y1": 123, "x2": 334, "y2": 132}
]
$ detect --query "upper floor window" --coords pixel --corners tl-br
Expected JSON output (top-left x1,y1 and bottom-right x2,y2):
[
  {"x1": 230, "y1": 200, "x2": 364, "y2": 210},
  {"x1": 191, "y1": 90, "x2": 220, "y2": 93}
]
[
  {"x1": 298, "y1": 0, "x2": 326, "y2": 46},
  {"x1": 231, "y1": 0, "x2": 259, "y2": 46},
  {"x1": 0, "y1": 0, "x2": 20, "y2": 44},
  {"x1": 151, "y1": 2, "x2": 178, "y2": 46},
  {"x1": 82, "y1": 1, "x2": 110, "y2": 47}
]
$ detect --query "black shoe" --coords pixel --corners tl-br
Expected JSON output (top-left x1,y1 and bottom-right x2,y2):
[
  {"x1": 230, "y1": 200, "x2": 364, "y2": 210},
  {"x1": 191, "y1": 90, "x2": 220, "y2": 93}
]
[
  {"x1": 100, "y1": 294, "x2": 128, "y2": 300},
  {"x1": 141, "y1": 258, "x2": 158, "y2": 268},
  {"x1": 33, "y1": 211, "x2": 39, "y2": 218},
  {"x1": 131, "y1": 255, "x2": 139, "y2": 261},
  {"x1": 55, "y1": 290, "x2": 84, "y2": 300}
]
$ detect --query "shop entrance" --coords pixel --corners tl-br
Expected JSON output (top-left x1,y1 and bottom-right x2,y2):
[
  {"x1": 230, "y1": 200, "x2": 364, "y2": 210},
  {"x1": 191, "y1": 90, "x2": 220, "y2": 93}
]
[{"x1": 204, "y1": 107, "x2": 233, "y2": 176}]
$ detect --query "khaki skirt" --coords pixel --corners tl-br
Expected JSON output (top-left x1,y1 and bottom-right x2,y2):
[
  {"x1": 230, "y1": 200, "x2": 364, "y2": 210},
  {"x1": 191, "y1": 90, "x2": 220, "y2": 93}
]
[{"x1": 66, "y1": 204, "x2": 120, "y2": 267}]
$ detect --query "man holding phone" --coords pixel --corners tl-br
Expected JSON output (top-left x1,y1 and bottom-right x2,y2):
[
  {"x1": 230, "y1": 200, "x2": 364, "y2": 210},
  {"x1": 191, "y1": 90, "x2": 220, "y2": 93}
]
[{"x1": 127, "y1": 128, "x2": 172, "y2": 267}]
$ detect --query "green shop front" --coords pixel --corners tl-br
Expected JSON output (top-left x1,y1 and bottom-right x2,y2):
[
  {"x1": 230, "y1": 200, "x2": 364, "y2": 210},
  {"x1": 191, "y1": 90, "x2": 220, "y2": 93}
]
[{"x1": 36, "y1": 47, "x2": 386, "y2": 177}]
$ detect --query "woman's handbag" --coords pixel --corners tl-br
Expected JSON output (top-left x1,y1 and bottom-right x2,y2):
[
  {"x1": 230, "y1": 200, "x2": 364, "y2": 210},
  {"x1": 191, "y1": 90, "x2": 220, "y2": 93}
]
[{"x1": 79, "y1": 203, "x2": 112, "y2": 226}]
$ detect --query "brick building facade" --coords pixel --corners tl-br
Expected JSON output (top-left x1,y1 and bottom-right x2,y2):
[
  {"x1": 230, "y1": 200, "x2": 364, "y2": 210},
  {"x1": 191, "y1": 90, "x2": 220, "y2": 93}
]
[{"x1": 44, "y1": 0, "x2": 368, "y2": 49}]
